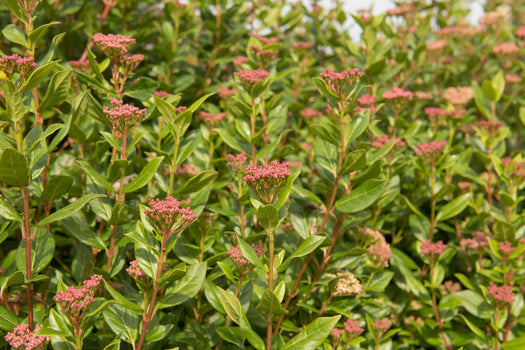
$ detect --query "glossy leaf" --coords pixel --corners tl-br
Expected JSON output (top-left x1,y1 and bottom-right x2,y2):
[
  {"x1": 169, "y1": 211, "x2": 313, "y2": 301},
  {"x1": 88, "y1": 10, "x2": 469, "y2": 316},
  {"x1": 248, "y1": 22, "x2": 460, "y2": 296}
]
[
  {"x1": 0, "y1": 148, "x2": 30, "y2": 187},
  {"x1": 19, "y1": 61, "x2": 57, "y2": 93},
  {"x1": 16, "y1": 227, "x2": 55, "y2": 274},
  {"x1": 158, "y1": 262, "x2": 207, "y2": 308},
  {"x1": 256, "y1": 289, "x2": 288, "y2": 315},
  {"x1": 281, "y1": 315, "x2": 340, "y2": 350},
  {"x1": 41, "y1": 175, "x2": 73, "y2": 201},
  {"x1": 279, "y1": 236, "x2": 326, "y2": 272},
  {"x1": 257, "y1": 204, "x2": 279, "y2": 233},
  {"x1": 435, "y1": 193, "x2": 471, "y2": 222},
  {"x1": 174, "y1": 170, "x2": 217, "y2": 195},
  {"x1": 335, "y1": 179, "x2": 386, "y2": 213},
  {"x1": 37, "y1": 194, "x2": 106, "y2": 227},
  {"x1": 124, "y1": 157, "x2": 164, "y2": 193}
]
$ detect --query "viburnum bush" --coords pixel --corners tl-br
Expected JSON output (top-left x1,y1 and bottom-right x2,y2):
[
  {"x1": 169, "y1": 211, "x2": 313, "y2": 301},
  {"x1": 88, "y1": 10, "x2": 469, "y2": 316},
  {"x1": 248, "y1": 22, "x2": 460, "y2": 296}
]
[{"x1": 1, "y1": 0, "x2": 525, "y2": 349}]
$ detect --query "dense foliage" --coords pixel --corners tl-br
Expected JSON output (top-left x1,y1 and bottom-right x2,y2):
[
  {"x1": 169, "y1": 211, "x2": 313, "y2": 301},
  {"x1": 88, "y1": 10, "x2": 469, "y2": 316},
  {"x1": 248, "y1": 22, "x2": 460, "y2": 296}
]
[{"x1": 1, "y1": 0, "x2": 525, "y2": 349}]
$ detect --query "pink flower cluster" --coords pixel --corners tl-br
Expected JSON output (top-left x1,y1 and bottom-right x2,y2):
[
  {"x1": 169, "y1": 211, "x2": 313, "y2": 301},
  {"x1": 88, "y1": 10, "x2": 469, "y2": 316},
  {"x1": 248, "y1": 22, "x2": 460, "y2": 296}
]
[
  {"x1": 217, "y1": 86, "x2": 235, "y2": 99},
  {"x1": 103, "y1": 98, "x2": 146, "y2": 134},
  {"x1": 226, "y1": 152, "x2": 248, "y2": 173},
  {"x1": 460, "y1": 232, "x2": 489, "y2": 252},
  {"x1": 357, "y1": 226, "x2": 392, "y2": 267},
  {"x1": 387, "y1": 5, "x2": 412, "y2": 16},
  {"x1": 300, "y1": 108, "x2": 322, "y2": 119},
  {"x1": 235, "y1": 69, "x2": 270, "y2": 90},
  {"x1": 0, "y1": 54, "x2": 37, "y2": 79},
  {"x1": 249, "y1": 34, "x2": 279, "y2": 45},
  {"x1": 515, "y1": 25, "x2": 525, "y2": 37},
  {"x1": 176, "y1": 163, "x2": 200, "y2": 176},
  {"x1": 498, "y1": 241, "x2": 514, "y2": 255},
  {"x1": 327, "y1": 271, "x2": 363, "y2": 296},
  {"x1": 93, "y1": 33, "x2": 136, "y2": 63},
  {"x1": 292, "y1": 41, "x2": 313, "y2": 50},
  {"x1": 320, "y1": 68, "x2": 364, "y2": 98},
  {"x1": 382, "y1": 87, "x2": 413, "y2": 113},
  {"x1": 426, "y1": 40, "x2": 447, "y2": 51},
  {"x1": 492, "y1": 42, "x2": 519, "y2": 57},
  {"x1": 414, "y1": 140, "x2": 447, "y2": 157},
  {"x1": 353, "y1": 94, "x2": 377, "y2": 114},
  {"x1": 443, "y1": 86, "x2": 473, "y2": 105},
  {"x1": 488, "y1": 282, "x2": 515, "y2": 304},
  {"x1": 54, "y1": 275, "x2": 102, "y2": 325},
  {"x1": 228, "y1": 244, "x2": 264, "y2": 272},
  {"x1": 249, "y1": 46, "x2": 279, "y2": 69},
  {"x1": 126, "y1": 260, "x2": 146, "y2": 279},
  {"x1": 330, "y1": 327, "x2": 342, "y2": 339},
  {"x1": 421, "y1": 239, "x2": 447, "y2": 256},
  {"x1": 144, "y1": 196, "x2": 197, "y2": 235},
  {"x1": 69, "y1": 59, "x2": 92, "y2": 73},
  {"x1": 371, "y1": 134, "x2": 405, "y2": 149},
  {"x1": 243, "y1": 161, "x2": 292, "y2": 204},
  {"x1": 199, "y1": 111, "x2": 226, "y2": 130},
  {"x1": 424, "y1": 107, "x2": 457, "y2": 119},
  {"x1": 344, "y1": 319, "x2": 364, "y2": 339},
  {"x1": 154, "y1": 90, "x2": 171, "y2": 98},
  {"x1": 5, "y1": 324, "x2": 49, "y2": 350},
  {"x1": 372, "y1": 318, "x2": 391, "y2": 331},
  {"x1": 121, "y1": 53, "x2": 144, "y2": 71},
  {"x1": 233, "y1": 56, "x2": 249, "y2": 66}
]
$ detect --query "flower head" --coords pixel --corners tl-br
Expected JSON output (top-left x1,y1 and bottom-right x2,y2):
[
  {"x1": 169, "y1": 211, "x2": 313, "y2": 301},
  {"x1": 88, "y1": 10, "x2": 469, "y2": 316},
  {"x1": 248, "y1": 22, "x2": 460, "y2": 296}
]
[
  {"x1": 292, "y1": 41, "x2": 313, "y2": 50},
  {"x1": 320, "y1": 68, "x2": 364, "y2": 99},
  {"x1": 69, "y1": 59, "x2": 93, "y2": 73},
  {"x1": 421, "y1": 239, "x2": 447, "y2": 256},
  {"x1": 93, "y1": 33, "x2": 136, "y2": 63},
  {"x1": 226, "y1": 152, "x2": 248, "y2": 173},
  {"x1": 249, "y1": 45, "x2": 279, "y2": 69},
  {"x1": 249, "y1": 34, "x2": 279, "y2": 45},
  {"x1": 0, "y1": 54, "x2": 36, "y2": 79},
  {"x1": 144, "y1": 196, "x2": 197, "y2": 235},
  {"x1": 5, "y1": 324, "x2": 49, "y2": 350},
  {"x1": 127, "y1": 260, "x2": 146, "y2": 279},
  {"x1": 344, "y1": 319, "x2": 364, "y2": 339},
  {"x1": 236, "y1": 69, "x2": 270, "y2": 90},
  {"x1": 498, "y1": 241, "x2": 514, "y2": 256},
  {"x1": 414, "y1": 140, "x2": 447, "y2": 159},
  {"x1": 300, "y1": 108, "x2": 322, "y2": 119},
  {"x1": 154, "y1": 90, "x2": 171, "y2": 98},
  {"x1": 103, "y1": 98, "x2": 146, "y2": 135},
  {"x1": 228, "y1": 244, "x2": 264, "y2": 273},
  {"x1": 233, "y1": 56, "x2": 249, "y2": 66},
  {"x1": 243, "y1": 161, "x2": 292, "y2": 204},
  {"x1": 488, "y1": 282, "x2": 515, "y2": 304},
  {"x1": 199, "y1": 111, "x2": 226, "y2": 130},
  {"x1": 372, "y1": 318, "x2": 391, "y2": 333},
  {"x1": 443, "y1": 86, "x2": 473, "y2": 105},
  {"x1": 53, "y1": 275, "x2": 102, "y2": 326},
  {"x1": 371, "y1": 134, "x2": 405, "y2": 149},
  {"x1": 217, "y1": 86, "x2": 235, "y2": 99},
  {"x1": 327, "y1": 270, "x2": 363, "y2": 296},
  {"x1": 382, "y1": 87, "x2": 413, "y2": 112}
]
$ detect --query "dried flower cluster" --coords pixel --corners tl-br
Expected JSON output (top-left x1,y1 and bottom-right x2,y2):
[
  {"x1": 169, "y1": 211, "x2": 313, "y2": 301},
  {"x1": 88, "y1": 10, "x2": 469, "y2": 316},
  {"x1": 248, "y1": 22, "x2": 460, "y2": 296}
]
[
  {"x1": 144, "y1": 196, "x2": 197, "y2": 235},
  {"x1": 243, "y1": 161, "x2": 292, "y2": 204},
  {"x1": 4, "y1": 324, "x2": 49, "y2": 350},
  {"x1": 327, "y1": 270, "x2": 363, "y2": 296}
]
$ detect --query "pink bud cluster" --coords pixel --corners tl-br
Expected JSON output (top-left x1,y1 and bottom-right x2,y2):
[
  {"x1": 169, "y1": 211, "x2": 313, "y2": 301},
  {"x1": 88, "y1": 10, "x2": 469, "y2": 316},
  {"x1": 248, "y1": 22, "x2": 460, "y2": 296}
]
[
  {"x1": 439, "y1": 280, "x2": 461, "y2": 295},
  {"x1": 0, "y1": 54, "x2": 37, "y2": 79},
  {"x1": 330, "y1": 327, "x2": 343, "y2": 339},
  {"x1": 4, "y1": 324, "x2": 49, "y2": 350},
  {"x1": 249, "y1": 46, "x2": 279, "y2": 69},
  {"x1": 54, "y1": 275, "x2": 103, "y2": 326},
  {"x1": 353, "y1": 94, "x2": 377, "y2": 114},
  {"x1": 228, "y1": 244, "x2": 264, "y2": 272},
  {"x1": 505, "y1": 74, "x2": 521, "y2": 83},
  {"x1": 421, "y1": 239, "x2": 447, "y2": 256},
  {"x1": 249, "y1": 34, "x2": 279, "y2": 45},
  {"x1": 443, "y1": 86, "x2": 473, "y2": 105},
  {"x1": 382, "y1": 87, "x2": 413, "y2": 112},
  {"x1": 126, "y1": 260, "x2": 146, "y2": 279},
  {"x1": 292, "y1": 41, "x2": 313, "y2": 50},
  {"x1": 176, "y1": 163, "x2": 200, "y2": 176},
  {"x1": 144, "y1": 196, "x2": 197, "y2": 235},
  {"x1": 344, "y1": 319, "x2": 364, "y2": 339},
  {"x1": 426, "y1": 40, "x2": 447, "y2": 52},
  {"x1": 320, "y1": 68, "x2": 364, "y2": 99},
  {"x1": 424, "y1": 107, "x2": 457, "y2": 119},
  {"x1": 357, "y1": 226, "x2": 392, "y2": 267},
  {"x1": 414, "y1": 140, "x2": 447, "y2": 158},
  {"x1": 300, "y1": 108, "x2": 323, "y2": 119},
  {"x1": 492, "y1": 42, "x2": 519, "y2": 57},
  {"x1": 502, "y1": 157, "x2": 525, "y2": 183},
  {"x1": 243, "y1": 161, "x2": 292, "y2": 204},
  {"x1": 479, "y1": 120, "x2": 505, "y2": 133},
  {"x1": 69, "y1": 59, "x2": 93, "y2": 73},
  {"x1": 121, "y1": 53, "x2": 144, "y2": 71},
  {"x1": 460, "y1": 231, "x2": 489, "y2": 252},
  {"x1": 103, "y1": 98, "x2": 146, "y2": 135},
  {"x1": 199, "y1": 111, "x2": 226, "y2": 130},
  {"x1": 371, "y1": 134, "x2": 405, "y2": 149},
  {"x1": 92, "y1": 33, "x2": 136, "y2": 63},
  {"x1": 217, "y1": 86, "x2": 235, "y2": 99},
  {"x1": 488, "y1": 282, "x2": 515, "y2": 304},
  {"x1": 233, "y1": 56, "x2": 249, "y2": 66},
  {"x1": 387, "y1": 5, "x2": 412, "y2": 16},
  {"x1": 372, "y1": 318, "x2": 391, "y2": 331},
  {"x1": 327, "y1": 271, "x2": 363, "y2": 296},
  {"x1": 516, "y1": 26, "x2": 525, "y2": 37},
  {"x1": 226, "y1": 152, "x2": 248, "y2": 173},
  {"x1": 154, "y1": 90, "x2": 171, "y2": 98},
  {"x1": 235, "y1": 69, "x2": 270, "y2": 90},
  {"x1": 498, "y1": 241, "x2": 514, "y2": 255}
]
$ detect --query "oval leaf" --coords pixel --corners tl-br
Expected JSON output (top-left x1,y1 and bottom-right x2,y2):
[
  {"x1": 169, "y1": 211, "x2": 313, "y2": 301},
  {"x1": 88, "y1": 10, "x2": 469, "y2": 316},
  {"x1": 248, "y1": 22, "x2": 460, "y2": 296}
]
[
  {"x1": 0, "y1": 148, "x2": 30, "y2": 187},
  {"x1": 124, "y1": 157, "x2": 164, "y2": 193},
  {"x1": 335, "y1": 179, "x2": 386, "y2": 213},
  {"x1": 281, "y1": 315, "x2": 340, "y2": 350},
  {"x1": 37, "y1": 194, "x2": 106, "y2": 227}
]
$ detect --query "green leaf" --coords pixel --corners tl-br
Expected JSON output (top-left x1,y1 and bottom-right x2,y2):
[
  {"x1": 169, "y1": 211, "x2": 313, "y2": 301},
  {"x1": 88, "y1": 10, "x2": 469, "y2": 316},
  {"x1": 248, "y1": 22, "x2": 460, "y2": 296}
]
[
  {"x1": 102, "y1": 280, "x2": 143, "y2": 312},
  {"x1": 158, "y1": 262, "x2": 207, "y2": 308},
  {"x1": 256, "y1": 289, "x2": 288, "y2": 315},
  {"x1": 275, "y1": 171, "x2": 300, "y2": 210},
  {"x1": 2, "y1": 24, "x2": 28, "y2": 48},
  {"x1": 174, "y1": 170, "x2": 218, "y2": 195},
  {"x1": 124, "y1": 157, "x2": 164, "y2": 193},
  {"x1": 109, "y1": 203, "x2": 132, "y2": 225},
  {"x1": 313, "y1": 77, "x2": 339, "y2": 99},
  {"x1": 482, "y1": 80, "x2": 496, "y2": 102},
  {"x1": 1, "y1": 79, "x2": 25, "y2": 122},
  {"x1": 454, "y1": 290, "x2": 492, "y2": 319},
  {"x1": 494, "y1": 220, "x2": 515, "y2": 242},
  {"x1": 19, "y1": 61, "x2": 57, "y2": 93},
  {"x1": 472, "y1": 82, "x2": 490, "y2": 119},
  {"x1": 103, "y1": 304, "x2": 140, "y2": 344},
  {"x1": 37, "y1": 194, "x2": 106, "y2": 227},
  {"x1": 0, "y1": 305, "x2": 18, "y2": 331},
  {"x1": 41, "y1": 175, "x2": 73, "y2": 201},
  {"x1": 279, "y1": 236, "x2": 326, "y2": 272},
  {"x1": 28, "y1": 22, "x2": 60, "y2": 49},
  {"x1": 0, "y1": 148, "x2": 30, "y2": 187},
  {"x1": 457, "y1": 314, "x2": 486, "y2": 341},
  {"x1": 492, "y1": 70, "x2": 505, "y2": 103},
  {"x1": 257, "y1": 204, "x2": 279, "y2": 232},
  {"x1": 346, "y1": 114, "x2": 370, "y2": 145},
  {"x1": 335, "y1": 179, "x2": 386, "y2": 213},
  {"x1": 435, "y1": 193, "x2": 471, "y2": 222},
  {"x1": 216, "y1": 286, "x2": 249, "y2": 328},
  {"x1": 502, "y1": 336, "x2": 525, "y2": 350},
  {"x1": 5, "y1": 0, "x2": 27, "y2": 23},
  {"x1": 38, "y1": 70, "x2": 72, "y2": 112},
  {"x1": 0, "y1": 198, "x2": 23, "y2": 223},
  {"x1": 16, "y1": 227, "x2": 55, "y2": 274},
  {"x1": 404, "y1": 273, "x2": 431, "y2": 303},
  {"x1": 339, "y1": 149, "x2": 366, "y2": 175},
  {"x1": 77, "y1": 161, "x2": 115, "y2": 192},
  {"x1": 237, "y1": 236, "x2": 265, "y2": 270},
  {"x1": 217, "y1": 327, "x2": 245, "y2": 348},
  {"x1": 243, "y1": 328, "x2": 265, "y2": 350},
  {"x1": 310, "y1": 124, "x2": 338, "y2": 145},
  {"x1": 281, "y1": 315, "x2": 340, "y2": 350}
]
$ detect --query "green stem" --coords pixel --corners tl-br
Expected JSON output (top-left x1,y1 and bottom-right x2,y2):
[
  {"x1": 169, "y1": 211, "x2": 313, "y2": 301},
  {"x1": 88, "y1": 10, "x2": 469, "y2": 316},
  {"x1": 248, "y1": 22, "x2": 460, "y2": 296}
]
[
  {"x1": 266, "y1": 230, "x2": 275, "y2": 350},
  {"x1": 169, "y1": 138, "x2": 180, "y2": 195}
]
